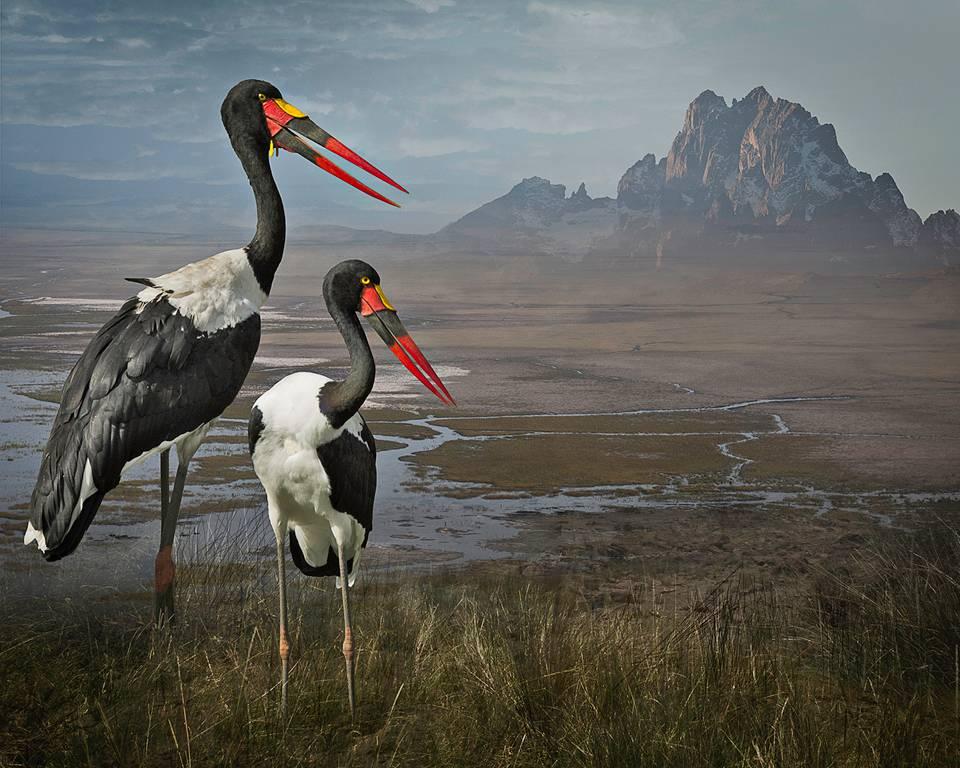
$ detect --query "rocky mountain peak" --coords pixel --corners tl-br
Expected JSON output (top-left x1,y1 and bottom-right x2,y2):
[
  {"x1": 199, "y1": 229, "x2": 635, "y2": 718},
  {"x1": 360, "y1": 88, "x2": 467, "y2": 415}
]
[
  {"x1": 742, "y1": 85, "x2": 772, "y2": 104},
  {"x1": 689, "y1": 89, "x2": 727, "y2": 114},
  {"x1": 920, "y1": 209, "x2": 960, "y2": 249},
  {"x1": 619, "y1": 154, "x2": 661, "y2": 188},
  {"x1": 509, "y1": 176, "x2": 565, "y2": 198},
  {"x1": 652, "y1": 86, "x2": 924, "y2": 245},
  {"x1": 443, "y1": 174, "x2": 617, "y2": 240},
  {"x1": 875, "y1": 172, "x2": 897, "y2": 189},
  {"x1": 618, "y1": 154, "x2": 666, "y2": 214}
]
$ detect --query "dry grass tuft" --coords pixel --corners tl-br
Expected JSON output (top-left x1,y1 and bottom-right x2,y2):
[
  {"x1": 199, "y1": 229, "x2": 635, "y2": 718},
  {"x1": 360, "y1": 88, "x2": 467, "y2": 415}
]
[{"x1": 2, "y1": 525, "x2": 958, "y2": 767}]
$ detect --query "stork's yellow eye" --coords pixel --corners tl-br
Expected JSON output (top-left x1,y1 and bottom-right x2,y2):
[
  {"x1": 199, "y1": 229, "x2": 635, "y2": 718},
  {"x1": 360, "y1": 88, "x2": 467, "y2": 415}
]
[
  {"x1": 258, "y1": 93, "x2": 267, "y2": 102},
  {"x1": 360, "y1": 276, "x2": 371, "y2": 285}
]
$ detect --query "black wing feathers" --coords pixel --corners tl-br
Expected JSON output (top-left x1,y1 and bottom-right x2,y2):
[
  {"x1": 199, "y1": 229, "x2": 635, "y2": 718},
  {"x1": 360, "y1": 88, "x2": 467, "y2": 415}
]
[
  {"x1": 289, "y1": 421, "x2": 377, "y2": 578},
  {"x1": 320, "y1": 420, "x2": 377, "y2": 534},
  {"x1": 29, "y1": 296, "x2": 261, "y2": 561},
  {"x1": 289, "y1": 531, "x2": 338, "y2": 577}
]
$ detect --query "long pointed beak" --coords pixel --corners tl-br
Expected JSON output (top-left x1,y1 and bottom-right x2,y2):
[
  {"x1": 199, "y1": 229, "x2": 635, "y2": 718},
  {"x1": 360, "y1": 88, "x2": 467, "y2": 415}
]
[
  {"x1": 262, "y1": 98, "x2": 408, "y2": 206},
  {"x1": 360, "y1": 286, "x2": 455, "y2": 407}
]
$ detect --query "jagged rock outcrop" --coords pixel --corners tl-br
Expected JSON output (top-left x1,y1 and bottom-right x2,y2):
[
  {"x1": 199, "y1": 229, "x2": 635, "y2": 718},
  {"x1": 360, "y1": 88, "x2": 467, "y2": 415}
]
[
  {"x1": 866, "y1": 173, "x2": 922, "y2": 246},
  {"x1": 440, "y1": 176, "x2": 616, "y2": 259},
  {"x1": 444, "y1": 176, "x2": 568, "y2": 235},
  {"x1": 617, "y1": 154, "x2": 666, "y2": 225},
  {"x1": 919, "y1": 209, "x2": 960, "y2": 250}
]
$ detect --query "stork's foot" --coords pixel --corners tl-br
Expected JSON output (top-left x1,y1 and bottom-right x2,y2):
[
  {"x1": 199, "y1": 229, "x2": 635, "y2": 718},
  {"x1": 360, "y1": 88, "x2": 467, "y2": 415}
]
[{"x1": 154, "y1": 545, "x2": 176, "y2": 626}]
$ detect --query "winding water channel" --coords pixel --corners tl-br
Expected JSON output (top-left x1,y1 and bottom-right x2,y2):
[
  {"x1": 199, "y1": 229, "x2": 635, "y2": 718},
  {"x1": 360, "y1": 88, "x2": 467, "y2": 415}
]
[
  {"x1": 3, "y1": 366, "x2": 959, "y2": 576},
  {"x1": 2, "y1": 296, "x2": 958, "y2": 597}
]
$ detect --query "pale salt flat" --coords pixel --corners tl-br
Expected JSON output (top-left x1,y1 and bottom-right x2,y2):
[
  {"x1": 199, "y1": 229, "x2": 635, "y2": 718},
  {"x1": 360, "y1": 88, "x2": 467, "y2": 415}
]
[
  {"x1": 253, "y1": 356, "x2": 330, "y2": 368},
  {"x1": 27, "y1": 297, "x2": 128, "y2": 309},
  {"x1": 259, "y1": 309, "x2": 332, "y2": 323},
  {"x1": 368, "y1": 364, "x2": 469, "y2": 407}
]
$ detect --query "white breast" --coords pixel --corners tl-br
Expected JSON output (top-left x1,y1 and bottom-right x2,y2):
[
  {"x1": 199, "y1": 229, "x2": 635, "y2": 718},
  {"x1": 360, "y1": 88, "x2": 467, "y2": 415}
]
[
  {"x1": 253, "y1": 372, "x2": 336, "y2": 446},
  {"x1": 251, "y1": 372, "x2": 371, "y2": 583},
  {"x1": 137, "y1": 248, "x2": 266, "y2": 333},
  {"x1": 251, "y1": 372, "x2": 368, "y2": 510}
]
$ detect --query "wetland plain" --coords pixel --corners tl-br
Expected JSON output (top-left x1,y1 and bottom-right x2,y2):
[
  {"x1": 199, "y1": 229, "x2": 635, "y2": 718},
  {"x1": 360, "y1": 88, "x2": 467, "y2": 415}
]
[{"x1": 1, "y1": 231, "x2": 958, "y2": 599}]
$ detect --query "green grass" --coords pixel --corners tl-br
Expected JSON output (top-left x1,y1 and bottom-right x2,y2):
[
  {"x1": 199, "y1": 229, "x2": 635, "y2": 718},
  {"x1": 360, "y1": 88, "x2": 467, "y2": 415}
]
[{"x1": 2, "y1": 527, "x2": 958, "y2": 767}]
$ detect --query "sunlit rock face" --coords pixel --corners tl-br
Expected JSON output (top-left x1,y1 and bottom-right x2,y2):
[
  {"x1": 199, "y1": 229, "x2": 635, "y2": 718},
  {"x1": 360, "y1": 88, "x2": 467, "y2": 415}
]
[{"x1": 619, "y1": 86, "x2": 923, "y2": 249}]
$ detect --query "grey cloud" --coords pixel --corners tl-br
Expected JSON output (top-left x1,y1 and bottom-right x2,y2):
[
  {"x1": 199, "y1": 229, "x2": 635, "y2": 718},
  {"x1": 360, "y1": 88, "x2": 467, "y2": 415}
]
[
  {"x1": 405, "y1": 0, "x2": 456, "y2": 12},
  {"x1": 9, "y1": 160, "x2": 204, "y2": 182},
  {"x1": 1, "y1": 0, "x2": 956, "y2": 235}
]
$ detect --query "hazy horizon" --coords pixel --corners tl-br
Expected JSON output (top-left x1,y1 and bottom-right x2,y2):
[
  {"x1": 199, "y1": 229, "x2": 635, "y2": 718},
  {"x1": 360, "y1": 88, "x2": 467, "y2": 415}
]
[{"x1": 2, "y1": 0, "x2": 958, "y2": 237}]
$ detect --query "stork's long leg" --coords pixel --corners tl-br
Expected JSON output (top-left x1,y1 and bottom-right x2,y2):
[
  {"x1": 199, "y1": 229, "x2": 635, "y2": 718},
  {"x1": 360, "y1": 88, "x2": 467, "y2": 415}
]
[
  {"x1": 154, "y1": 456, "x2": 190, "y2": 625},
  {"x1": 154, "y1": 449, "x2": 172, "y2": 624},
  {"x1": 160, "y1": 448, "x2": 170, "y2": 511},
  {"x1": 276, "y1": 533, "x2": 290, "y2": 715},
  {"x1": 337, "y1": 541, "x2": 356, "y2": 717}
]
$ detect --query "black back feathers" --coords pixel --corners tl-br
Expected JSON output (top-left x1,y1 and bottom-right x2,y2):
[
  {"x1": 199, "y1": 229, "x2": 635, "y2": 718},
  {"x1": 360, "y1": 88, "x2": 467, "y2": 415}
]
[
  {"x1": 288, "y1": 421, "x2": 377, "y2": 577},
  {"x1": 29, "y1": 296, "x2": 260, "y2": 560}
]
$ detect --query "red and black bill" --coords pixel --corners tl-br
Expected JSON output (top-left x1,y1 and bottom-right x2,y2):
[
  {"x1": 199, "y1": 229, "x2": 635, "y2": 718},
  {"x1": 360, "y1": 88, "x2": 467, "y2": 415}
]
[
  {"x1": 359, "y1": 284, "x2": 455, "y2": 406},
  {"x1": 261, "y1": 97, "x2": 407, "y2": 207}
]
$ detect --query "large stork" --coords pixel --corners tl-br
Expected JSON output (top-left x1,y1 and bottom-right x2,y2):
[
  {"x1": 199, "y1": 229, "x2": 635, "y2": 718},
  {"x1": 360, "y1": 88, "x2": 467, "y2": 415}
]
[
  {"x1": 25, "y1": 80, "x2": 407, "y2": 624},
  {"x1": 248, "y1": 259, "x2": 454, "y2": 715}
]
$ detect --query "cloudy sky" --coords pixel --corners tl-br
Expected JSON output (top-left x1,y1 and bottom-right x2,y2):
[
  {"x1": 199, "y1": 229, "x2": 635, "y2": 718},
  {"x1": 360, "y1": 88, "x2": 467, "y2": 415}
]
[{"x1": 1, "y1": 0, "x2": 957, "y2": 236}]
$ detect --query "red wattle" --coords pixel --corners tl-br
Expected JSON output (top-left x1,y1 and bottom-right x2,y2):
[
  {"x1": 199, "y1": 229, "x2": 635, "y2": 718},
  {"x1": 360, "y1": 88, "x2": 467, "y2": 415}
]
[{"x1": 360, "y1": 285, "x2": 392, "y2": 316}]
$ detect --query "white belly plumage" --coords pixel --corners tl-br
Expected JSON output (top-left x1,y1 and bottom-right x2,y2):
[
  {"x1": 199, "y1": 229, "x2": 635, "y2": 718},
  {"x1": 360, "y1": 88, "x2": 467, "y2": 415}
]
[
  {"x1": 252, "y1": 372, "x2": 369, "y2": 585},
  {"x1": 122, "y1": 422, "x2": 212, "y2": 475}
]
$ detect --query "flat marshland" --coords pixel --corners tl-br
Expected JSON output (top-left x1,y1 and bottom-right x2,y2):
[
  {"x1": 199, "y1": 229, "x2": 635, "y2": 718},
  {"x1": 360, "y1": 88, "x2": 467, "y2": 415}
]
[{"x1": 1, "y1": 232, "x2": 959, "y2": 765}]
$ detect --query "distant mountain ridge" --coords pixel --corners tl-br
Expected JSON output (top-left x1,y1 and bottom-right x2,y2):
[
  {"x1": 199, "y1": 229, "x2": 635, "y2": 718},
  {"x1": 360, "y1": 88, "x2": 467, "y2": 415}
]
[
  {"x1": 437, "y1": 176, "x2": 617, "y2": 259},
  {"x1": 440, "y1": 86, "x2": 958, "y2": 267}
]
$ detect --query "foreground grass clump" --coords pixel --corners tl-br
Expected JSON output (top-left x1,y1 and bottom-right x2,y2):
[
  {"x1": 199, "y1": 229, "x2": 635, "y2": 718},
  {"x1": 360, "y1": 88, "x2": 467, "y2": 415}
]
[{"x1": 2, "y1": 529, "x2": 959, "y2": 767}]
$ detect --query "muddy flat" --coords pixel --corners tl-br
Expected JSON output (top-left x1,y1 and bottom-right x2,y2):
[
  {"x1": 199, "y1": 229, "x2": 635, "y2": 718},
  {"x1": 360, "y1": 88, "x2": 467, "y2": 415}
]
[{"x1": 1, "y1": 233, "x2": 958, "y2": 599}]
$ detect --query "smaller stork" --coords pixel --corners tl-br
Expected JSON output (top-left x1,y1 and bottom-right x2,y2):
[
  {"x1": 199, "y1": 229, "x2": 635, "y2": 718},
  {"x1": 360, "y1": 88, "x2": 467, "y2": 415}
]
[{"x1": 248, "y1": 260, "x2": 454, "y2": 716}]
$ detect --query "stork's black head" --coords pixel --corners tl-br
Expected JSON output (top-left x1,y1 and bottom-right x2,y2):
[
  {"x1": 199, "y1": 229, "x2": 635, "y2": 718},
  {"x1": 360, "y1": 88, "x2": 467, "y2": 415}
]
[
  {"x1": 220, "y1": 79, "x2": 409, "y2": 206},
  {"x1": 323, "y1": 259, "x2": 455, "y2": 406},
  {"x1": 323, "y1": 259, "x2": 382, "y2": 314},
  {"x1": 220, "y1": 79, "x2": 283, "y2": 153}
]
